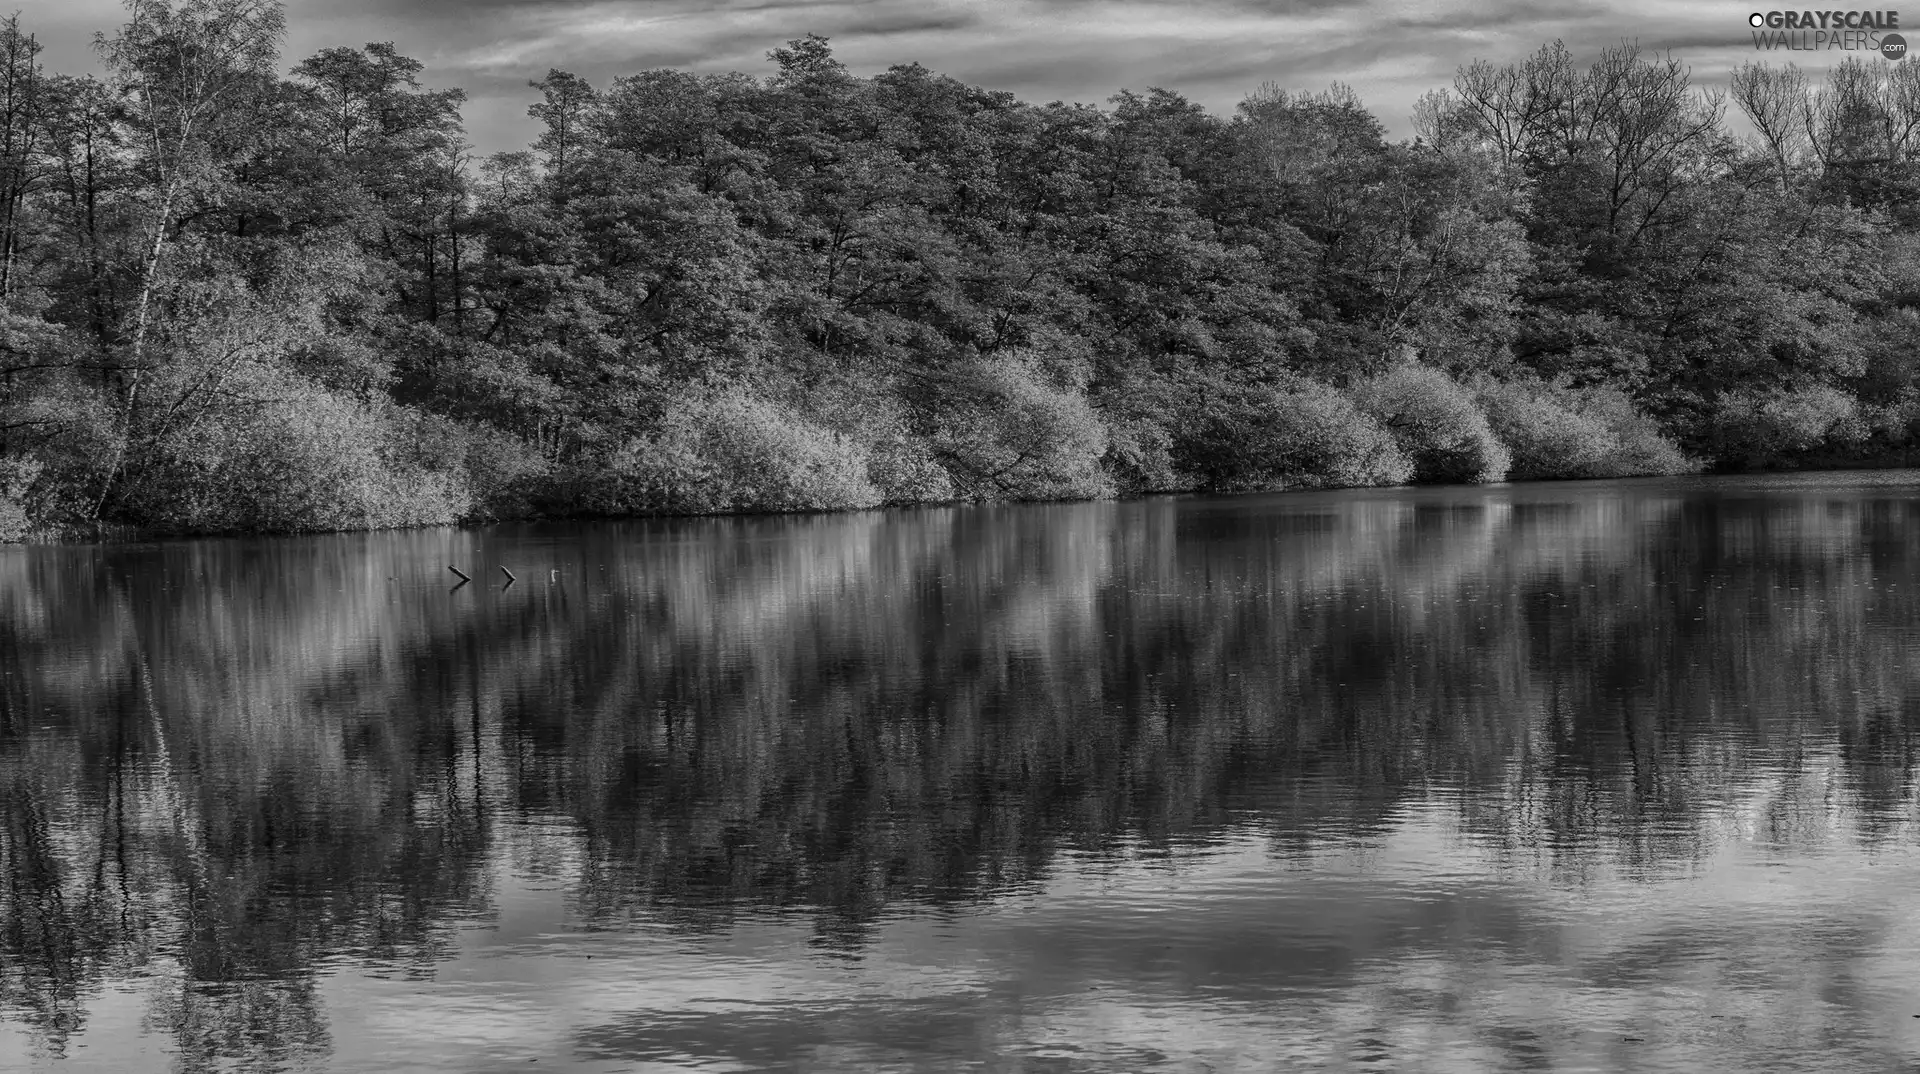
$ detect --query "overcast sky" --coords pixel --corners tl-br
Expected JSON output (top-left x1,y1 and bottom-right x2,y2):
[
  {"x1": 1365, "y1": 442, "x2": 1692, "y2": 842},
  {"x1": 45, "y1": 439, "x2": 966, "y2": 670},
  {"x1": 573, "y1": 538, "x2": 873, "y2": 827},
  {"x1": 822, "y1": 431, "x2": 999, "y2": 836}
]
[{"x1": 17, "y1": 1, "x2": 1773, "y2": 151}]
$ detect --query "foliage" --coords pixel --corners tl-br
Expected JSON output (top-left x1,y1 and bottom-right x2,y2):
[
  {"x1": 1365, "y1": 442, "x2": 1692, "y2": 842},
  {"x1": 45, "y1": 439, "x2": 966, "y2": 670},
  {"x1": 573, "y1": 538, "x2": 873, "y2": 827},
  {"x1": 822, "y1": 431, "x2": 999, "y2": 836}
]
[
  {"x1": 1575, "y1": 387, "x2": 1702, "y2": 477},
  {"x1": 1351, "y1": 364, "x2": 1511, "y2": 484},
  {"x1": 0, "y1": 14, "x2": 1915, "y2": 540},
  {"x1": 1708, "y1": 385, "x2": 1870, "y2": 468},
  {"x1": 1175, "y1": 375, "x2": 1412, "y2": 491},
  {"x1": 583, "y1": 387, "x2": 883, "y2": 515},
  {"x1": 1475, "y1": 376, "x2": 1696, "y2": 479},
  {"x1": 920, "y1": 355, "x2": 1113, "y2": 501},
  {"x1": 0, "y1": 455, "x2": 37, "y2": 540},
  {"x1": 119, "y1": 376, "x2": 470, "y2": 534}
]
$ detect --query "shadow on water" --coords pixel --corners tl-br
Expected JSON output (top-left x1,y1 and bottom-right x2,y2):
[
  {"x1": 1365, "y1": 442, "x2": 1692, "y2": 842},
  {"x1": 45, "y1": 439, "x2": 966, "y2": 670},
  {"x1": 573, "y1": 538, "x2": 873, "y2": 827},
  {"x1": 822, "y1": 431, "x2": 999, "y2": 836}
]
[{"x1": 4, "y1": 474, "x2": 1920, "y2": 1070}]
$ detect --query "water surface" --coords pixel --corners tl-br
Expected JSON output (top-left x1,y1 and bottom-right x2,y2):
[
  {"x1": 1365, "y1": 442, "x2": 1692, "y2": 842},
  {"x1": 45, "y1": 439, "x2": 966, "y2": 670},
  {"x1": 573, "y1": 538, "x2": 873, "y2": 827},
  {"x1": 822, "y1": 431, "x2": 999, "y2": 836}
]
[{"x1": 4, "y1": 473, "x2": 1920, "y2": 1072}]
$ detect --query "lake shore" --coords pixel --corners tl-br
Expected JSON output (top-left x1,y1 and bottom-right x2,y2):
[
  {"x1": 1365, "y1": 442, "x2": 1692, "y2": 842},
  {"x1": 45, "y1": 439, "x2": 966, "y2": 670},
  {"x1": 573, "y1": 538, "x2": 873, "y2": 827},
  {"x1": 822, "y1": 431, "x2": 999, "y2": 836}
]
[{"x1": 14, "y1": 453, "x2": 1920, "y2": 548}]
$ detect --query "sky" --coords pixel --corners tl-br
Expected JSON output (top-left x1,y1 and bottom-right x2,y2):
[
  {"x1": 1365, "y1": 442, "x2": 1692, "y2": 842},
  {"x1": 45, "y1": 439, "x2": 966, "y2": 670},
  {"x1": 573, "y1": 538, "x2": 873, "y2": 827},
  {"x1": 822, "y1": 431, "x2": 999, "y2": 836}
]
[{"x1": 10, "y1": 1, "x2": 1793, "y2": 152}]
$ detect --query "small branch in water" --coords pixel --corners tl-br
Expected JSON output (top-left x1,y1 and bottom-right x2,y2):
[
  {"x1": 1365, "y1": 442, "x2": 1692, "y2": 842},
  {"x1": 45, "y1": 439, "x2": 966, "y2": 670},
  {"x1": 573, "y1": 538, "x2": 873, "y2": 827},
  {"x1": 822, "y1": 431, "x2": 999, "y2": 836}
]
[
  {"x1": 500, "y1": 566, "x2": 516, "y2": 583},
  {"x1": 449, "y1": 566, "x2": 472, "y2": 582}
]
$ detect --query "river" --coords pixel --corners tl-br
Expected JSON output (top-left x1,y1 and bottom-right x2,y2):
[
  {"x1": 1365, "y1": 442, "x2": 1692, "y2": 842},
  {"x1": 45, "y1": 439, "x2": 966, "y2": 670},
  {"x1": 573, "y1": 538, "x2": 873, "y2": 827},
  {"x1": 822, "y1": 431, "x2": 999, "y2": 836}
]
[{"x1": 4, "y1": 473, "x2": 1920, "y2": 1072}]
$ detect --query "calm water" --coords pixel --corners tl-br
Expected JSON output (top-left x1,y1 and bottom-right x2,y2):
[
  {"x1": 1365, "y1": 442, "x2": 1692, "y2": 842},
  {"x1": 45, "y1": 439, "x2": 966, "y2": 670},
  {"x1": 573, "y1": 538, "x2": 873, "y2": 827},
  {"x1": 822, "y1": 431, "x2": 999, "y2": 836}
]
[{"x1": 4, "y1": 474, "x2": 1920, "y2": 1073}]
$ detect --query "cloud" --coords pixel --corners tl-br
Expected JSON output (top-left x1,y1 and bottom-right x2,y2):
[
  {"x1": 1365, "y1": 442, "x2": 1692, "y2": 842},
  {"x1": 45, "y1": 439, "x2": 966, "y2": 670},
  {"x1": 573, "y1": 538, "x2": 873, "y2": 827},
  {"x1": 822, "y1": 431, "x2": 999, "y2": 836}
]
[
  {"x1": 1391, "y1": 0, "x2": 1595, "y2": 34},
  {"x1": 5, "y1": 0, "x2": 1868, "y2": 152}
]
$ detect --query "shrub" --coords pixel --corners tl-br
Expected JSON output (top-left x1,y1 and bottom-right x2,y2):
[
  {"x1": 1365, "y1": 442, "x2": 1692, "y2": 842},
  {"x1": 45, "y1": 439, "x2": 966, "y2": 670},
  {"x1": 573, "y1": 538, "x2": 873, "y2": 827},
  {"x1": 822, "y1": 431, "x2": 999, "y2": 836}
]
[
  {"x1": 125, "y1": 380, "x2": 472, "y2": 534},
  {"x1": 588, "y1": 387, "x2": 884, "y2": 515},
  {"x1": 864, "y1": 435, "x2": 956, "y2": 504},
  {"x1": 1085, "y1": 367, "x2": 1186, "y2": 494},
  {"x1": 1474, "y1": 378, "x2": 1616, "y2": 480},
  {"x1": 920, "y1": 355, "x2": 1112, "y2": 501},
  {"x1": 1102, "y1": 413, "x2": 1184, "y2": 494},
  {"x1": 1709, "y1": 384, "x2": 1867, "y2": 467},
  {"x1": 0, "y1": 455, "x2": 40, "y2": 542},
  {"x1": 1573, "y1": 386, "x2": 1699, "y2": 476},
  {"x1": 1175, "y1": 377, "x2": 1413, "y2": 492},
  {"x1": 1475, "y1": 377, "x2": 1696, "y2": 479},
  {"x1": 1351, "y1": 363, "x2": 1510, "y2": 484},
  {"x1": 790, "y1": 379, "x2": 955, "y2": 505},
  {"x1": 418, "y1": 417, "x2": 549, "y2": 522}
]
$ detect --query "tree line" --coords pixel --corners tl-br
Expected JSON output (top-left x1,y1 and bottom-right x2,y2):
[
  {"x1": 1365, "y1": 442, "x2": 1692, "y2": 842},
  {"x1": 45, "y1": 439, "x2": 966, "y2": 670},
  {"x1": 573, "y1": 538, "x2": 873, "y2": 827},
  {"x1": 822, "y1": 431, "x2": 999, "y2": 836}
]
[{"x1": 0, "y1": 0, "x2": 1914, "y2": 538}]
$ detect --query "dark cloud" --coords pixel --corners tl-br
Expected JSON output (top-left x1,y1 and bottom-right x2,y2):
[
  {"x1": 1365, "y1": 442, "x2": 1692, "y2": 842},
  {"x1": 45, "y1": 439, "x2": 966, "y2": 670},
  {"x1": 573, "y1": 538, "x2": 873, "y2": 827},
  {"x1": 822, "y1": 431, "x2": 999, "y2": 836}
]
[
  {"x1": 1390, "y1": 0, "x2": 1595, "y2": 33},
  {"x1": 840, "y1": 10, "x2": 984, "y2": 36}
]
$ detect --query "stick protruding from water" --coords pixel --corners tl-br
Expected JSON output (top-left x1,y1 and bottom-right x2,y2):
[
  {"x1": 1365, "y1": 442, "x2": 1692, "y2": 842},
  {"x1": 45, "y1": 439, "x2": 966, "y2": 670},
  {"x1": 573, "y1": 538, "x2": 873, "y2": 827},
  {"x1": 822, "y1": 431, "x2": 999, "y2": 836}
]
[
  {"x1": 448, "y1": 565, "x2": 472, "y2": 582},
  {"x1": 500, "y1": 566, "x2": 516, "y2": 582}
]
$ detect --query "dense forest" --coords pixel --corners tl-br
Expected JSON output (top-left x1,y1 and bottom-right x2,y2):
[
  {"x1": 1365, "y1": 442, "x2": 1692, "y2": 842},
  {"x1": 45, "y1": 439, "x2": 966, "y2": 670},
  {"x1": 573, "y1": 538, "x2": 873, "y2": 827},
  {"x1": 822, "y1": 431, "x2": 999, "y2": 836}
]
[{"x1": 0, "y1": 0, "x2": 1918, "y2": 538}]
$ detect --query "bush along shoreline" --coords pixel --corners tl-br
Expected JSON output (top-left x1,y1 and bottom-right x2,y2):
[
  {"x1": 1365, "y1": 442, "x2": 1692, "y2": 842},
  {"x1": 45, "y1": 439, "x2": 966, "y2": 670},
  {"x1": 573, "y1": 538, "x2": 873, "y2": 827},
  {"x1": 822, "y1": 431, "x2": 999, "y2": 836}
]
[{"x1": 7, "y1": 3, "x2": 1920, "y2": 542}]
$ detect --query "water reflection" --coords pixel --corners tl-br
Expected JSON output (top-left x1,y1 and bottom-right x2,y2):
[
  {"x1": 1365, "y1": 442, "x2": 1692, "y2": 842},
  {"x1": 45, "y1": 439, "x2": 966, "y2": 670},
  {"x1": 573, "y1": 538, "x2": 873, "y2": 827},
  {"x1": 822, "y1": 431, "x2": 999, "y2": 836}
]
[{"x1": 4, "y1": 474, "x2": 1920, "y2": 1071}]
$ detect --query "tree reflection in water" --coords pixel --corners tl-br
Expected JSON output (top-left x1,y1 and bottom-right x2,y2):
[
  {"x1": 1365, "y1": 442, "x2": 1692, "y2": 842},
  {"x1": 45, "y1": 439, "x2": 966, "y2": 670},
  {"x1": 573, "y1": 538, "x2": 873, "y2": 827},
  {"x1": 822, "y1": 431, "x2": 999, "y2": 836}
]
[{"x1": 3, "y1": 476, "x2": 1920, "y2": 1070}]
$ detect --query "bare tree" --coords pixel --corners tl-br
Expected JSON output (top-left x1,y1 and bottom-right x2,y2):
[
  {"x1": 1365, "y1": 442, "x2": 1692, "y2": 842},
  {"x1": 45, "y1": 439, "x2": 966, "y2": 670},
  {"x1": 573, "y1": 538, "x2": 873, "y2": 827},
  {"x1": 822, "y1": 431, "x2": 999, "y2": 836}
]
[
  {"x1": 1451, "y1": 42, "x2": 1724, "y2": 252},
  {"x1": 0, "y1": 15, "x2": 46, "y2": 301},
  {"x1": 1411, "y1": 88, "x2": 1481, "y2": 152},
  {"x1": 1586, "y1": 45, "x2": 1726, "y2": 246},
  {"x1": 1453, "y1": 41, "x2": 1579, "y2": 168},
  {"x1": 1806, "y1": 57, "x2": 1920, "y2": 183},
  {"x1": 1730, "y1": 60, "x2": 1811, "y2": 191}
]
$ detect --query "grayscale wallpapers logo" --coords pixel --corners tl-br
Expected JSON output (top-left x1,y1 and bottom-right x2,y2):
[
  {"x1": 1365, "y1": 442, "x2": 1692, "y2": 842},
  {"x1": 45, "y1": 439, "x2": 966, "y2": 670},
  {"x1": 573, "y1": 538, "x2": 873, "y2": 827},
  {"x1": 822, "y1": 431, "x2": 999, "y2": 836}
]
[{"x1": 1748, "y1": 10, "x2": 1906, "y2": 56}]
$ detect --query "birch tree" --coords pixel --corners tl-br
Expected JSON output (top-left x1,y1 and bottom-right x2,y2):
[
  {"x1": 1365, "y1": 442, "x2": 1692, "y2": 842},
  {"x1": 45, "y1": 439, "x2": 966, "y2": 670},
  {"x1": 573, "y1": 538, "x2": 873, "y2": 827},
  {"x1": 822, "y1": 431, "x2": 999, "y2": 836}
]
[{"x1": 89, "y1": 0, "x2": 284, "y2": 516}]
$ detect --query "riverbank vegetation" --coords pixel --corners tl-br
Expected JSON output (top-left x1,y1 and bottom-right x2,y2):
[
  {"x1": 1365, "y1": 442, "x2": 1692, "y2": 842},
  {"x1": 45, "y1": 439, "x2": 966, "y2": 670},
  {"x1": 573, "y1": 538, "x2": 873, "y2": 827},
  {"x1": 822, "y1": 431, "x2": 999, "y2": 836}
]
[{"x1": 1, "y1": 0, "x2": 1916, "y2": 537}]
